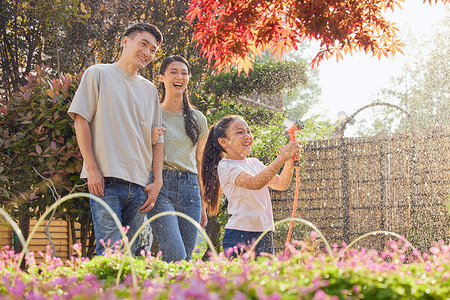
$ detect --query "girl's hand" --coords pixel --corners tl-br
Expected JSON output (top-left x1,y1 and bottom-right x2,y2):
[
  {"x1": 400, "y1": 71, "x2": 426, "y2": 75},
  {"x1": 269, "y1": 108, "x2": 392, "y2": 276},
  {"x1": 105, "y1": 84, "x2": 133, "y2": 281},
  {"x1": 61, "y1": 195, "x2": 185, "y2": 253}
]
[
  {"x1": 151, "y1": 127, "x2": 165, "y2": 144},
  {"x1": 280, "y1": 141, "x2": 302, "y2": 161}
]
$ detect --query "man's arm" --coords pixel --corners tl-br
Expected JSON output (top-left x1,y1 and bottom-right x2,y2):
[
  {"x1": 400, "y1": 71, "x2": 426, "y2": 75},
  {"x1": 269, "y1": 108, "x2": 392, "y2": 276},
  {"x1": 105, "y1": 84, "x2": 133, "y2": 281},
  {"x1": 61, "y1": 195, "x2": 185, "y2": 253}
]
[
  {"x1": 74, "y1": 114, "x2": 104, "y2": 196},
  {"x1": 140, "y1": 142, "x2": 164, "y2": 212}
]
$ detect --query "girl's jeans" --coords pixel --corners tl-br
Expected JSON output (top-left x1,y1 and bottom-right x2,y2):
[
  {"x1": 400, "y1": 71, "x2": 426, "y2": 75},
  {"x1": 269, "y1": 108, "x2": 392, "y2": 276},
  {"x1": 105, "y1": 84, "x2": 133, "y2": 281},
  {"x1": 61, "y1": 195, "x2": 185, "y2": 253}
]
[
  {"x1": 222, "y1": 228, "x2": 274, "y2": 258},
  {"x1": 90, "y1": 177, "x2": 147, "y2": 256},
  {"x1": 147, "y1": 170, "x2": 202, "y2": 262}
]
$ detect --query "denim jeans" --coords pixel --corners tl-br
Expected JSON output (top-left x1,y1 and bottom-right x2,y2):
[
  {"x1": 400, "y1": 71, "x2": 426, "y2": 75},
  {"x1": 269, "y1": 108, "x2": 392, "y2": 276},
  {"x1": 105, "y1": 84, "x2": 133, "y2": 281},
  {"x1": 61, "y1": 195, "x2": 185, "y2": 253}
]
[
  {"x1": 90, "y1": 177, "x2": 147, "y2": 256},
  {"x1": 147, "y1": 170, "x2": 202, "y2": 262},
  {"x1": 222, "y1": 228, "x2": 274, "y2": 258}
]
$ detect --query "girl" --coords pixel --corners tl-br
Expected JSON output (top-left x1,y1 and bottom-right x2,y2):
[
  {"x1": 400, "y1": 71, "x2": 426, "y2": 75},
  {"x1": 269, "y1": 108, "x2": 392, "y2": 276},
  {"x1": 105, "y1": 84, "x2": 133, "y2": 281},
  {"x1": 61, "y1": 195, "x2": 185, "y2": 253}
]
[
  {"x1": 147, "y1": 55, "x2": 208, "y2": 262},
  {"x1": 201, "y1": 115, "x2": 301, "y2": 257}
]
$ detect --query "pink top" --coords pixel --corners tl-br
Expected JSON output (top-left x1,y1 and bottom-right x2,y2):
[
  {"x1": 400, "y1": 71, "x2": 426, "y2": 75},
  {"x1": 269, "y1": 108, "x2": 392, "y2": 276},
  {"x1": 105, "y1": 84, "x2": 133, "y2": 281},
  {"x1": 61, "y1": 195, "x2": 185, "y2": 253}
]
[{"x1": 218, "y1": 157, "x2": 274, "y2": 232}]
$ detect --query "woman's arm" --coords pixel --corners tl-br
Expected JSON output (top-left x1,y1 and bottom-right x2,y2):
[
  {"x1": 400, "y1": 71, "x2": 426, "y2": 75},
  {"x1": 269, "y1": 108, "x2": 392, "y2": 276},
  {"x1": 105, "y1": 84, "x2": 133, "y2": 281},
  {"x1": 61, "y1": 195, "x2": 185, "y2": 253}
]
[{"x1": 196, "y1": 137, "x2": 208, "y2": 227}]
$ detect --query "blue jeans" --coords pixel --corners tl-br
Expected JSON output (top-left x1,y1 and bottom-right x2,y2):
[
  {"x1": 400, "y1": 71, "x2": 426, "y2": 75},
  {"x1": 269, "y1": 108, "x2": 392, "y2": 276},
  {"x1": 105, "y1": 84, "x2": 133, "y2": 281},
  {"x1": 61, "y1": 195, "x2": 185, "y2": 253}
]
[
  {"x1": 147, "y1": 170, "x2": 202, "y2": 262},
  {"x1": 90, "y1": 177, "x2": 147, "y2": 256},
  {"x1": 222, "y1": 229, "x2": 274, "y2": 258}
]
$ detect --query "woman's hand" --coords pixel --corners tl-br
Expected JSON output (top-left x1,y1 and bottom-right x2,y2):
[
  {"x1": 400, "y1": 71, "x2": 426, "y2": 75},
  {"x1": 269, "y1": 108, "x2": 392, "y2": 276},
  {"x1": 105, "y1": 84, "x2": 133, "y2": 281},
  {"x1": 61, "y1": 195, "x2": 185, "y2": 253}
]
[{"x1": 151, "y1": 127, "x2": 165, "y2": 144}]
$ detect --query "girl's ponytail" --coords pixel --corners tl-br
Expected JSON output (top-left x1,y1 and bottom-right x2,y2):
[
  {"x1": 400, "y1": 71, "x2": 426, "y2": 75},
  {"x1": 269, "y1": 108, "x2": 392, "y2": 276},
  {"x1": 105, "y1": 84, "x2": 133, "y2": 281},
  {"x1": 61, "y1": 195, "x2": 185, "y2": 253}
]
[{"x1": 201, "y1": 124, "x2": 224, "y2": 216}]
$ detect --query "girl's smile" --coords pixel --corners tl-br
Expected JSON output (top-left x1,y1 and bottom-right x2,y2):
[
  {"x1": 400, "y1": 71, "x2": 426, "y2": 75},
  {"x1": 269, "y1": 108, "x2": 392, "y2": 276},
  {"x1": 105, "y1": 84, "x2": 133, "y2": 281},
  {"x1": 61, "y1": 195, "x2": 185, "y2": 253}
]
[{"x1": 219, "y1": 119, "x2": 253, "y2": 160}]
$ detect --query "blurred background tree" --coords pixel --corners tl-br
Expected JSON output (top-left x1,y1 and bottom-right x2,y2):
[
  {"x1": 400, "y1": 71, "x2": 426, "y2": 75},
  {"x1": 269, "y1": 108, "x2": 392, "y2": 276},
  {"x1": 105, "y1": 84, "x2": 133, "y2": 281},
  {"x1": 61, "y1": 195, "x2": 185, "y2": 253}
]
[
  {"x1": 356, "y1": 9, "x2": 450, "y2": 136},
  {"x1": 0, "y1": 0, "x2": 210, "y2": 105}
]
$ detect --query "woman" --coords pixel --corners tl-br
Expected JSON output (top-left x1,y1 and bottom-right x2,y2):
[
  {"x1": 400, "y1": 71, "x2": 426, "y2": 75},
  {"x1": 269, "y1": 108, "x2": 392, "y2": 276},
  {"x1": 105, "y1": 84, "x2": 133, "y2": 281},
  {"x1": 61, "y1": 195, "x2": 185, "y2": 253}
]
[{"x1": 147, "y1": 55, "x2": 208, "y2": 262}]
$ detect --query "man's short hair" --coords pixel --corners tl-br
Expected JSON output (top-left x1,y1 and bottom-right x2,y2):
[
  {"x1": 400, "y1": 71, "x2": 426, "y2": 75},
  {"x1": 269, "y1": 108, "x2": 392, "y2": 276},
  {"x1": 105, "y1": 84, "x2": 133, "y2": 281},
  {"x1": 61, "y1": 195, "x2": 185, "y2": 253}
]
[{"x1": 124, "y1": 23, "x2": 163, "y2": 45}]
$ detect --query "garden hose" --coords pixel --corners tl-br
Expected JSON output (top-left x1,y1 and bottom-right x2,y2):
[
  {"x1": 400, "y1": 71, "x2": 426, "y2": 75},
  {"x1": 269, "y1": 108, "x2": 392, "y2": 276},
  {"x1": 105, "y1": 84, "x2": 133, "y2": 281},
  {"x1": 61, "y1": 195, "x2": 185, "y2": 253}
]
[
  {"x1": 283, "y1": 120, "x2": 303, "y2": 256},
  {"x1": 284, "y1": 163, "x2": 300, "y2": 256}
]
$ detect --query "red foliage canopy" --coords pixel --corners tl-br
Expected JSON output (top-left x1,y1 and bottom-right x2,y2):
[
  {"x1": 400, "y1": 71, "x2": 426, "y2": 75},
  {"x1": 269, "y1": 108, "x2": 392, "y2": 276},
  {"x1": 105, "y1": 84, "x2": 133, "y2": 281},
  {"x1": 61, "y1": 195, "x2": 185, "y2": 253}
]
[{"x1": 187, "y1": 0, "x2": 448, "y2": 74}]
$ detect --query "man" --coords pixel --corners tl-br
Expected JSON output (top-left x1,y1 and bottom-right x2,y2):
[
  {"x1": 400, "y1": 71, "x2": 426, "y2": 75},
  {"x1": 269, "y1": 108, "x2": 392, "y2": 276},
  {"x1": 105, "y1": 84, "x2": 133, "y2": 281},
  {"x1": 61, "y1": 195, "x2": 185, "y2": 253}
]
[{"x1": 68, "y1": 23, "x2": 164, "y2": 255}]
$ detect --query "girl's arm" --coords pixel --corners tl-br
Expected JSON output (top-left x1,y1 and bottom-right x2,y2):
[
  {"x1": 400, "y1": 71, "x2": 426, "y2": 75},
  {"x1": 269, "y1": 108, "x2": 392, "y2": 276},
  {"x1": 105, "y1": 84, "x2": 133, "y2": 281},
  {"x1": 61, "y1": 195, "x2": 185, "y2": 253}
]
[
  {"x1": 267, "y1": 159, "x2": 294, "y2": 191},
  {"x1": 235, "y1": 141, "x2": 300, "y2": 190}
]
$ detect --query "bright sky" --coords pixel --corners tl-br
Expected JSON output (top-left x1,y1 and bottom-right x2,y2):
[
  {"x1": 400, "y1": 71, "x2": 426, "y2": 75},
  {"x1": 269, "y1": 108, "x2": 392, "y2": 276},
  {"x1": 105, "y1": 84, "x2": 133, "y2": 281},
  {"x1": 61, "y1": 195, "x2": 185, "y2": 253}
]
[{"x1": 303, "y1": 0, "x2": 447, "y2": 133}]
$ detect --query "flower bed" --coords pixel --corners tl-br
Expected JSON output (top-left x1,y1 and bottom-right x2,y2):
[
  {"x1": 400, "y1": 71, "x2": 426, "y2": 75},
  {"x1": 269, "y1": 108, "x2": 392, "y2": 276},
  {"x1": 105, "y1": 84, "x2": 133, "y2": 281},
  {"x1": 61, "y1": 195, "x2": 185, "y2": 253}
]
[{"x1": 1, "y1": 235, "x2": 449, "y2": 299}]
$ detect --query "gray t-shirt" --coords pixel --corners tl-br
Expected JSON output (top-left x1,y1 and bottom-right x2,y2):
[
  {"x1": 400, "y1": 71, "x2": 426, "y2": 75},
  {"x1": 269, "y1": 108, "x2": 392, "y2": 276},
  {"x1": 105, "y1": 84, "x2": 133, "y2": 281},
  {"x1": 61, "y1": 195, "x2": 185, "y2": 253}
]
[
  {"x1": 68, "y1": 63, "x2": 163, "y2": 186},
  {"x1": 162, "y1": 108, "x2": 208, "y2": 174}
]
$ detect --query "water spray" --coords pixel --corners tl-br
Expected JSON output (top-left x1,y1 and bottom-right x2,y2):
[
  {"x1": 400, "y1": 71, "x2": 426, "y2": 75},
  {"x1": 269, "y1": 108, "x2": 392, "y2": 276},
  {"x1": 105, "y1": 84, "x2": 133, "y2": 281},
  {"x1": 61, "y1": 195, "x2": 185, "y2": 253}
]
[{"x1": 284, "y1": 120, "x2": 304, "y2": 256}]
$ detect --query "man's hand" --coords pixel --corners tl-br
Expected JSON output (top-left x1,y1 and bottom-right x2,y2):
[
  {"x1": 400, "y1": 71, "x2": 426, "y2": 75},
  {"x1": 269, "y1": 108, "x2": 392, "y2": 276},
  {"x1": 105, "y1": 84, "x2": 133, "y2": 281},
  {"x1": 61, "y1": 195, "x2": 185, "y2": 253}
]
[
  {"x1": 87, "y1": 167, "x2": 104, "y2": 197},
  {"x1": 140, "y1": 180, "x2": 163, "y2": 212},
  {"x1": 200, "y1": 206, "x2": 207, "y2": 228}
]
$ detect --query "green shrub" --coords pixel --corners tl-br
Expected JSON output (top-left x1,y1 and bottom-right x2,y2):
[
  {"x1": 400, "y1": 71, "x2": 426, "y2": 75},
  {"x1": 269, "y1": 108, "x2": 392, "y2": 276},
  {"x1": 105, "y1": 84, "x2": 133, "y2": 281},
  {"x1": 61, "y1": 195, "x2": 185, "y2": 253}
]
[{"x1": 0, "y1": 66, "x2": 84, "y2": 217}]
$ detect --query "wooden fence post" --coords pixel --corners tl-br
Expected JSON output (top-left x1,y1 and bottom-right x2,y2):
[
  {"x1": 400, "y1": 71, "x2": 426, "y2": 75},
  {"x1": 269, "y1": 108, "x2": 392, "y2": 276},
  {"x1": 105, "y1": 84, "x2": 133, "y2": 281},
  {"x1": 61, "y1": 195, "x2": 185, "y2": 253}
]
[{"x1": 340, "y1": 137, "x2": 350, "y2": 244}]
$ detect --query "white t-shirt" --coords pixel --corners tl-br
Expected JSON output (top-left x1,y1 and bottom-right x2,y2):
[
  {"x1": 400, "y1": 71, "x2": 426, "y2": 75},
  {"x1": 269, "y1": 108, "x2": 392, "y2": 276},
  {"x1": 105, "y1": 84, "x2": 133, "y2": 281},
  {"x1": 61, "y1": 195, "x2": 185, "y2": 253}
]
[
  {"x1": 218, "y1": 157, "x2": 274, "y2": 232},
  {"x1": 68, "y1": 63, "x2": 163, "y2": 187}
]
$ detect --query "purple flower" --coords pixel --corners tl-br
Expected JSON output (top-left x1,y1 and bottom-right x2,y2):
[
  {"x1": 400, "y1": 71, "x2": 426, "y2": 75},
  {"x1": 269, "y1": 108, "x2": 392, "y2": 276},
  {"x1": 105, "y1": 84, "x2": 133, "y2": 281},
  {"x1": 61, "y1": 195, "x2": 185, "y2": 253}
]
[
  {"x1": 50, "y1": 277, "x2": 66, "y2": 287},
  {"x1": 25, "y1": 290, "x2": 46, "y2": 300},
  {"x1": 7, "y1": 278, "x2": 26, "y2": 298}
]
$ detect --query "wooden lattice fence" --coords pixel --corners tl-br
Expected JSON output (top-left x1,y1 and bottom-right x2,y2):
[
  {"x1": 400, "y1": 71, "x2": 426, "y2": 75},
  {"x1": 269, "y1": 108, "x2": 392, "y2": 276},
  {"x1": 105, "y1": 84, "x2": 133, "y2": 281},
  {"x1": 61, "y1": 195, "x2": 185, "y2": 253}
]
[{"x1": 272, "y1": 126, "x2": 450, "y2": 252}]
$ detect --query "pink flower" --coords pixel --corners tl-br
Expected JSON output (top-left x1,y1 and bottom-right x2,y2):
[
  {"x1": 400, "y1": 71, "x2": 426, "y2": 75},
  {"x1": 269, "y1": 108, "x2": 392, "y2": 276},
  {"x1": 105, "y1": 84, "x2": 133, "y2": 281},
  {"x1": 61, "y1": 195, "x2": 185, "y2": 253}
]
[
  {"x1": 389, "y1": 241, "x2": 398, "y2": 251},
  {"x1": 441, "y1": 272, "x2": 450, "y2": 281},
  {"x1": 232, "y1": 292, "x2": 247, "y2": 300},
  {"x1": 430, "y1": 247, "x2": 439, "y2": 255},
  {"x1": 436, "y1": 266, "x2": 444, "y2": 272},
  {"x1": 313, "y1": 289, "x2": 338, "y2": 300}
]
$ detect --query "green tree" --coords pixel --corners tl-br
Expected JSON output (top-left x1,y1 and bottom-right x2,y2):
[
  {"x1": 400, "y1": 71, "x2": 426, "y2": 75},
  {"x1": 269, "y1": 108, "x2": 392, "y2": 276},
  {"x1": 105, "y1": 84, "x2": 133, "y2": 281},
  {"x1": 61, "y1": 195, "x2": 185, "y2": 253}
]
[
  {"x1": 282, "y1": 51, "x2": 322, "y2": 121},
  {"x1": 0, "y1": 0, "x2": 209, "y2": 105},
  {"x1": 395, "y1": 13, "x2": 450, "y2": 130},
  {"x1": 0, "y1": 0, "x2": 87, "y2": 102},
  {"x1": 355, "y1": 8, "x2": 450, "y2": 135}
]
